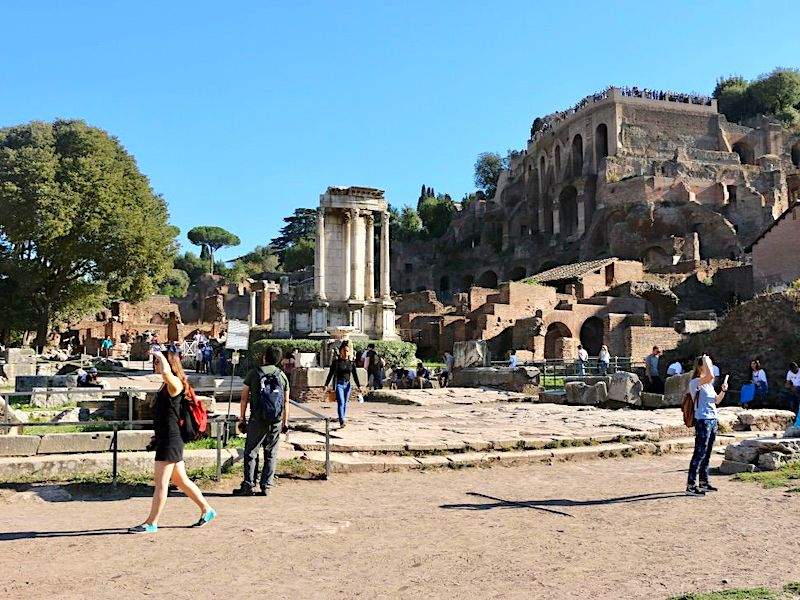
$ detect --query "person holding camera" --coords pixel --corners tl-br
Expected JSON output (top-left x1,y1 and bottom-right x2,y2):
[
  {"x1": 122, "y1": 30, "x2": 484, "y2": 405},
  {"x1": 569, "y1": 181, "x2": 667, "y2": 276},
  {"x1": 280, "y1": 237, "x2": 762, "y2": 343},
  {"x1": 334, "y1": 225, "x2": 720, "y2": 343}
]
[{"x1": 233, "y1": 346, "x2": 289, "y2": 497}]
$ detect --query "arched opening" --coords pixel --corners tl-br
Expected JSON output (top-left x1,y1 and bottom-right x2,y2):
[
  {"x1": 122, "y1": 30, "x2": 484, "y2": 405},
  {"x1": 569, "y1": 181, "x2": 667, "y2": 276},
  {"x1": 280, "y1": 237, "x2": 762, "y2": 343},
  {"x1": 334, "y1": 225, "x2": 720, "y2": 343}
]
[
  {"x1": 792, "y1": 141, "x2": 800, "y2": 168},
  {"x1": 595, "y1": 124, "x2": 608, "y2": 165},
  {"x1": 641, "y1": 246, "x2": 672, "y2": 268},
  {"x1": 508, "y1": 265, "x2": 526, "y2": 281},
  {"x1": 544, "y1": 322, "x2": 572, "y2": 359},
  {"x1": 543, "y1": 194, "x2": 554, "y2": 235},
  {"x1": 539, "y1": 156, "x2": 546, "y2": 193},
  {"x1": 554, "y1": 145, "x2": 562, "y2": 181},
  {"x1": 571, "y1": 134, "x2": 584, "y2": 177},
  {"x1": 439, "y1": 275, "x2": 450, "y2": 293},
  {"x1": 733, "y1": 141, "x2": 755, "y2": 165},
  {"x1": 477, "y1": 270, "x2": 498, "y2": 288},
  {"x1": 579, "y1": 317, "x2": 605, "y2": 356},
  {"x1": 460, "y1": 274, "x2": 474, "y2": 290},
  {"x1": 559, "y1": 186, "x2": 579, "y2": 237}
]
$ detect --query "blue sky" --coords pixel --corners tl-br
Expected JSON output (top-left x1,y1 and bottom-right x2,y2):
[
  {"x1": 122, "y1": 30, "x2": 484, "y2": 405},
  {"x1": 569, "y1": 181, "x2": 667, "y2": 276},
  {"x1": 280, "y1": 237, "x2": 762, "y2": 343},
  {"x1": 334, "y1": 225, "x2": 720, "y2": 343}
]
[{"x1": 1, "y1": 1, "x2": 798, "y2": 260}]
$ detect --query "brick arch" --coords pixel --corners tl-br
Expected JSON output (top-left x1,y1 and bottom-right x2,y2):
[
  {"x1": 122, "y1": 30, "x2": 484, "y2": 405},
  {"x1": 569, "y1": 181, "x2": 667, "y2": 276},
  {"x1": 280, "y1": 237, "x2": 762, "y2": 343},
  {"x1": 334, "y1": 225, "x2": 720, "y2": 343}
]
[
  {"x1": 571, "y1": 134, "x2": 584, "y2": 177},
  {"x1": 544, "y1": 321, "x2": 573, "y2": 359},
  {"x1": 579, "y1": 316, "x2": 605, "y2": 356},
  {"x1": 477, "y1": 269, "x2": 498, "y2": 288}
]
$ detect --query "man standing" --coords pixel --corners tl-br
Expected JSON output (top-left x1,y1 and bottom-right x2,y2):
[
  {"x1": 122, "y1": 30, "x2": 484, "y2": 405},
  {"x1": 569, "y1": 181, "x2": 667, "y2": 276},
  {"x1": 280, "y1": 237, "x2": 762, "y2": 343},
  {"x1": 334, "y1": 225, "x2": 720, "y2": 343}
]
[
  {"x1": 577, "y1": 345, "x2": 589, "y2": 376},
  {"x1": 439, "y1": 351, "x2": 454, "y2": 388},
  {"x1": 645, "y1": 346, "x2": 663, "y2": 393},
  {"x1": 234, "y1": 346, "x2": 289, "y2": 497},
  {"x1": 364, "y1": 343, "x2": 377, "y2": 389},
  {"x1": 508, "y1": 349, "x2": 518, "y2": 369}
]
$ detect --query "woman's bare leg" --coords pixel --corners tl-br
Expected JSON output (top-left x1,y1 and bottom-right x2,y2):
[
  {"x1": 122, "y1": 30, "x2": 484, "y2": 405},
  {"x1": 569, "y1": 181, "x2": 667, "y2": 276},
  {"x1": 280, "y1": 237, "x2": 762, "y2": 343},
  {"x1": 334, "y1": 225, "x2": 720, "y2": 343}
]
[
  {"x1": 170, "y1": 461, "x2": 212, "y2": 516},
  {"x1": 145, "y1": 461, "x2": 175, "y2": 525}
]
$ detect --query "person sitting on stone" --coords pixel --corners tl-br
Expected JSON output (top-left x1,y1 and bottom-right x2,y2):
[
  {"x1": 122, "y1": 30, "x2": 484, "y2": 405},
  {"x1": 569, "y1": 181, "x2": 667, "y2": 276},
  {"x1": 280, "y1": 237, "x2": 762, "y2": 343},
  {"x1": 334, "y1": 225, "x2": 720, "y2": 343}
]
[
  {"x1": 781, "y1": 362, "x2": 800, "y2": 415},
  {"x1": 750, "y1": 359, "x2": 768, "y2": 405},
  {"x1": 414, "y1": 362, "x2": 431, "y2": 389},
  {"x1": 77, "y1": 367, "x2": 104, "y2": 388},
  {"x1": 666, "y1": 360, "x2": 683, "y2": 377}
]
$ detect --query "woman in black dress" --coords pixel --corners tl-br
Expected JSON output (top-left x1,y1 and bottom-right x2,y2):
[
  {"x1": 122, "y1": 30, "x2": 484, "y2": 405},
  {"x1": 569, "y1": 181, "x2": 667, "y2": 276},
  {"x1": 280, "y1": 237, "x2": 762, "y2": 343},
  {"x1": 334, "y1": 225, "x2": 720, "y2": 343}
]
[{"x1": 129, "y1": 347, "x2": 216, "y2": 533}]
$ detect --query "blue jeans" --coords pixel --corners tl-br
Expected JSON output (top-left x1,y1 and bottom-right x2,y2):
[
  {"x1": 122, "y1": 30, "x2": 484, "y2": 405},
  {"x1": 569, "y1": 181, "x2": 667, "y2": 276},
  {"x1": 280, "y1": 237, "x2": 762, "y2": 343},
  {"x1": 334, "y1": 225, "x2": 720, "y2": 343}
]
[
  {"x1": 577, "y1": 360, "x2": 586, "y2": 376},
  {"x1": 755, "y1": 381, "x2": 768, "y2": 403},
  {"x1": 335, "y1": 381, "x2": 351, "y2": 423},
  {"x1": 599, "y1": 361, "x2": 609, "y2": 375},
  {"x1": 688, "y1": 418, "x2": 717, "y2": 486}
]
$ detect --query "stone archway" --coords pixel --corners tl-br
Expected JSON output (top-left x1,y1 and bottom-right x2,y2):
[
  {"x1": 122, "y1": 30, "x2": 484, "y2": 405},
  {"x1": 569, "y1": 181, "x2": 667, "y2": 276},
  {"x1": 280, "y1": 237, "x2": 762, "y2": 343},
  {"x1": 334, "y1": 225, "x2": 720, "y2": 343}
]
[
  {"x1": 507, "y1": 265, "x2": 527, "y2": 281},
  {"x1": 571, "y1": 134, "x2": 584, "y2": 177},
  {"x1": 733, "y1": 141, "x2": 755, "y2": 165},
  {"x1": 579, "y1": 316, "x2": 604, "y2": 356},
  {"x1": 544, "y1": 322, "x2": 572, "y2": 359},
  {"x1": 460, "y1": 274, "x2": 474, "y2": 290},
  {"x1": 477, "y1": 270, "x2": 498, "y2": 288},
  {"x1": 559, "y1": 186, "x2": 579, "y2": 236},
  {"x1": 595, "y1": 123, "x2": 609, "y2": 165}
]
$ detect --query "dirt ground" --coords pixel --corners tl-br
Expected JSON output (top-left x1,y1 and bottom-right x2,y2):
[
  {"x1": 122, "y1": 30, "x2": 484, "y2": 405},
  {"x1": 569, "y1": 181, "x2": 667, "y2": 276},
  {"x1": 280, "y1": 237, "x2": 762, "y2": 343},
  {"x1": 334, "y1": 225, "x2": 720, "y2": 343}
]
[{"x1": 1, "y1": 453, "x2": 799, "y2": 600}]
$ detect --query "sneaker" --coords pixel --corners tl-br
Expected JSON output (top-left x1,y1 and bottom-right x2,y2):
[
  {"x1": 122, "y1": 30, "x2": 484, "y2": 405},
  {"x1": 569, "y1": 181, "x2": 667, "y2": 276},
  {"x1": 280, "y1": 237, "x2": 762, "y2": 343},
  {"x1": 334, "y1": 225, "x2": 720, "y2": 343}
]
[
  {"x1": 258, "y1": 487, "x2": 271, "y2": 497},
  {"x1": 192, "y1": 508, "x2": 217, "y2": 528},
  {"x1": 685, "y1": 485, "x2": 706, "y2": 496},
  {"x1": 339, "y1": 420, "x2": 346, "y2": 429},
  {"x1": 232, "y1": 485, "x2": 254, "y2": 497},
  {"x1": 128, "y1": 523, "x2": 158, "y2": 534},
  {"x1": 699, "y1": 482, "x2": 719, "y2": 492}
]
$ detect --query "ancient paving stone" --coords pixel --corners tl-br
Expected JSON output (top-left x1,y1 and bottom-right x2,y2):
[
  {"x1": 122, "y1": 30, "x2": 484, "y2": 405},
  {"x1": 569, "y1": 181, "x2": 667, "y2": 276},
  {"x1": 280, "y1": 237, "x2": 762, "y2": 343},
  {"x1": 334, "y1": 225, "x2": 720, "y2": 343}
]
[{"x1": 718, "y1": 459, "x2": 756, "y2": 474}]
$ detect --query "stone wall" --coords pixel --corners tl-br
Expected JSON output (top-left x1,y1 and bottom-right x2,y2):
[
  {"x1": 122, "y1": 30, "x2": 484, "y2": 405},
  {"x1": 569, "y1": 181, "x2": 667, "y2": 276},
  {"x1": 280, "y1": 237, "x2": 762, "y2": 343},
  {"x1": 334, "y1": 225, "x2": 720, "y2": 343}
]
[
  {"x1": 752, "y1": 203, "x2": 800, "y2": 291},
  {"x1": 624, "y1": 326, "x2": 684, "y2": 361}
]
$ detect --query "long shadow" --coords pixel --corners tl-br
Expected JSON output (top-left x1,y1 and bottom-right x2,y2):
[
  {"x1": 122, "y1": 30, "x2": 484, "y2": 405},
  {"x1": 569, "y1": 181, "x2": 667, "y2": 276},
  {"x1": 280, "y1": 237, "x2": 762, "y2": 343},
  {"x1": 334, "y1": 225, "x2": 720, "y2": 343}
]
[
  {"x1": 0, "y1": 525, "x2": 187, "y2": 541},
  {"x1": 440, "y1": 491, "x2": 686, "y2": 515}
]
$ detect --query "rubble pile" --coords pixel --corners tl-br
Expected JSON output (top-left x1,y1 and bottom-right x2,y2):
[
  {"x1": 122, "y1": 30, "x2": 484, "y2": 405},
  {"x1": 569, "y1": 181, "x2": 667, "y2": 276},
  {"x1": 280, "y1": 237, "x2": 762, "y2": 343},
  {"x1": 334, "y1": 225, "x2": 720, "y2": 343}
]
[{"x1": 720, "y1": 424, "x2": 800, "y2": 474}]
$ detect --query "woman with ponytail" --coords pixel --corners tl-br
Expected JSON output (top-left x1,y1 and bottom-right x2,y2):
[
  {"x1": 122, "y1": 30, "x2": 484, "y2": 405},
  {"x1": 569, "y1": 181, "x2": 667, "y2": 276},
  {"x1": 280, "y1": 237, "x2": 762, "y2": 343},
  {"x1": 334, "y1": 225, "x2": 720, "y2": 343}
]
[{"x1": 129, "y1": 345, "x2": 216, "y2": 533}]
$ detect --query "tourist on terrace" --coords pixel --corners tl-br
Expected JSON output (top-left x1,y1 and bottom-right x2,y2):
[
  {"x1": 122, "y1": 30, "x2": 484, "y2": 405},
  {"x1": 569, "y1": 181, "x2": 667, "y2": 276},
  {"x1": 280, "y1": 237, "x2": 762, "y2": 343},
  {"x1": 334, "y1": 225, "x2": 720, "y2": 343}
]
[
  {"x1": 100, "y1": 336, "x2": 113, "y2": 358},
  {"x1": 667, "y1": 359, "x2": 683, "y2": 377},
  {"x1": 645, "y1": 346, "x2": 663, "y2": 393},
  {"x1": 750, "y1": 359, "x2": 768, "y2": 404},
  {"x1": 508, "y1": 349, "x2": 518, "y2": 369},
  {"x1": 576, "y1": 345, "x2": 588, "y2": 376},
  {"x1": 324, "y1": 341, "x2": 362, "y2": 428},
  {"x1": 782, "y1": 362, "x2": 800, "y2": 415},
  {"x1": 195, "y1": 342, "x2": 205, "y2": 373},
  {"x1": 686, "y1": 354, "x2": 727, "y2": 496},
  {"x1": 202, "y1": 342, "x2": 214, "y2": 374},
  {"x1": 598, "y1": 345, "x2": 611, "y2": 375},
  {"x1": 129, "y1": 346, "x2": 216, "y2": 533}
]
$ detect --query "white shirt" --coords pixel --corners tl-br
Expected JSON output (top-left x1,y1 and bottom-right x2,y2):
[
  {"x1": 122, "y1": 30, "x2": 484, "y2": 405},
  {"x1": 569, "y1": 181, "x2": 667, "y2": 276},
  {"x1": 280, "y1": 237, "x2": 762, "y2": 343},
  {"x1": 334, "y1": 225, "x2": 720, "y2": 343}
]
[
  {"x1": 787, "y1": 370, "x2": 800, "y2": 388},
  {"x1": 578, "y1": 348, "x2": 588, "y2": 361},
  {"x1": 753, "y1": 369, "x2": 768, "y2": 385},
  {"x1": 666, "y1": 361, "x2": 683, "y2": 376},
  {"x1": 599, "y1": 349, "x2": 610, "y2": 363}
]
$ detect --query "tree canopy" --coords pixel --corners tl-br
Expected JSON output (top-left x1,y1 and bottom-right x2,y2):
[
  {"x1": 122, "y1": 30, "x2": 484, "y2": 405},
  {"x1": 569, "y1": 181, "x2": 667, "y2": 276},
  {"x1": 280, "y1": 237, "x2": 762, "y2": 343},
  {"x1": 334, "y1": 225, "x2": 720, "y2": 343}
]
[
  {"x1": 714, "y1": 68, "x2": 800, "y2": 126},
  {"x1": 270, "y1": 208, "x2": 317, "y2": 271},
  {"x1": 158, "y1": 268, "x2": 190, "y2": 298},
  {"x1": 417, "y1": 195, "x2": 455, "y2": 238},
  {"x1": 0, "y1": 119, "x2": 178, "y2": 345},
  {"x1": 474, "y1": 152, "x2": 507, "y2": 198},
  {"x1": 187, "y1": 226, "x2": 240, "y2": 273}
]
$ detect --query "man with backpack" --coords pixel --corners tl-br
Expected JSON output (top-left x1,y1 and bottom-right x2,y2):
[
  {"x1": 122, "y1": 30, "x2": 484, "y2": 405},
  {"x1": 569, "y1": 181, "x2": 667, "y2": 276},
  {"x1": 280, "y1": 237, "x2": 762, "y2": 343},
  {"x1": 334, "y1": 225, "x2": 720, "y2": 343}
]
[
  {"x1": 233, "y1": 346, "x2": 289, "y2": 497},
  {"x1": 365, "y1": 343, "x2": 385, "y2": 390}
]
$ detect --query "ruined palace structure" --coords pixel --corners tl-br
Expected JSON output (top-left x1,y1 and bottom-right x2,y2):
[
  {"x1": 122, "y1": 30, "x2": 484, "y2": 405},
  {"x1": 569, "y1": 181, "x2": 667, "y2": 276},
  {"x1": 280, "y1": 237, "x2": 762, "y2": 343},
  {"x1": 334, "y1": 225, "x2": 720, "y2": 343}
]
[
  {"x1": 272, "y1": 186, "x2": 398, "y2": 340},
  {"x1": 393, "y1": 86, "x2": 800, "y2": 295}
]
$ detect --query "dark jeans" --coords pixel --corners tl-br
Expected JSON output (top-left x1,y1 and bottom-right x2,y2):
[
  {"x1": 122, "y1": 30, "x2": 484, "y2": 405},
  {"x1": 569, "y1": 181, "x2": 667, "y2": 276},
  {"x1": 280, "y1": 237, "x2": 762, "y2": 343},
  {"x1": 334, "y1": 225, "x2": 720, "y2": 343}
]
[
  {"x1": 779, "y1": 386, "x2": 800, "y2": 414},
  {"x1": 648, "y1": 375, "x2": 664, "y2": 394},
  {"x1": 599, "y1": 361, "x2": 609, "y2": 375},
  {"x1": 243, "y1": 418, "x2": 281, "y2": 491},
  {"x1": 687, "y1": 418, "x2": 717, "y2": 486}
]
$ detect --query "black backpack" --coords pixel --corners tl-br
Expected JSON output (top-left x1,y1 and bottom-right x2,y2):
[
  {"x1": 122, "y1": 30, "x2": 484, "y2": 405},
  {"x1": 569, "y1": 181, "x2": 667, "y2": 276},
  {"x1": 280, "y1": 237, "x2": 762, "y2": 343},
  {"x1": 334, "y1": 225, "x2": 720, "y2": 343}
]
[{"x1": 255, "y1": 369, "x2": 285, "y2": 423}]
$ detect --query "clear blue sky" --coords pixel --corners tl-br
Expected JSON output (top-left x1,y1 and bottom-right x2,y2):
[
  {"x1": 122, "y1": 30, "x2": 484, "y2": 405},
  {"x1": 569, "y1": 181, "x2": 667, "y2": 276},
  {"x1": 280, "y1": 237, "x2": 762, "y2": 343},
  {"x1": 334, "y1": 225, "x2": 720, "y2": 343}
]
[{"x1": 1, "y1": 1, "x2": 798, "y2": 260}]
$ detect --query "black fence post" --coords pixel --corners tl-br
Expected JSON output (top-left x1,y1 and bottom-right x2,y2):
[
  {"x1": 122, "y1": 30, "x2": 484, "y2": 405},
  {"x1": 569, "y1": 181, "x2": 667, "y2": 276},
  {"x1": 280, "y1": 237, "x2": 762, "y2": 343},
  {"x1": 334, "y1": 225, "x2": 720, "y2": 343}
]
[{"x1": 112, "y1": 424, "x2": 119, "y2": 486}]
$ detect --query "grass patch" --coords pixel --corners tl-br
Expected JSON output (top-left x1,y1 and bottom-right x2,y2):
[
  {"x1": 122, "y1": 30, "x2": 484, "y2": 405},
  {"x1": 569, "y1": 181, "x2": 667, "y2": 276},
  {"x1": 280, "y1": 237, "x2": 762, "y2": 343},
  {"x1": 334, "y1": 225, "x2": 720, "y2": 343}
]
[
  {"x1": 733, "y1": 461, "x2": 800, "y2": 490},
  {"x1": 669, "y1": 587, "x2": 779, "y2": 599},
  {"x1": 184, "y1": 436, "x2": 246, "y2": 450}
]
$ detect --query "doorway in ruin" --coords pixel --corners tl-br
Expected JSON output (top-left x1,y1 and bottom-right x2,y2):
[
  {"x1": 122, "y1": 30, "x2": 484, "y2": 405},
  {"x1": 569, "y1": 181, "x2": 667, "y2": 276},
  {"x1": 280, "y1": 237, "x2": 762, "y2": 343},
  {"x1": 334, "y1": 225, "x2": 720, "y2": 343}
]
[
  {"x1": 544, "y1": 322, "x2": 572, "y2": 359},
  {"x1": 460, "y1": 274, "x2": 474, "y2": 290},
  {"x1": 595, "y1": 123, "x2": 609, "y2": 165},
  {"x1": 571, "y1": 134, "x2": 584, "y2": 177},
  {"x1": 579, "y1": 316, "x2": 604, "y2": 356},
  {"x1": 477, "y1": 270, "x2": 498, "y2": 288},
  {"x1": 507, "y1": 265, "x2": 527, "y2": 281},
  {"x1": 733, "y1": 141, "x2": 755, "y2": 165},
  {"x1": 559, "y1": 186, "x2": 579, "y2": 237}
]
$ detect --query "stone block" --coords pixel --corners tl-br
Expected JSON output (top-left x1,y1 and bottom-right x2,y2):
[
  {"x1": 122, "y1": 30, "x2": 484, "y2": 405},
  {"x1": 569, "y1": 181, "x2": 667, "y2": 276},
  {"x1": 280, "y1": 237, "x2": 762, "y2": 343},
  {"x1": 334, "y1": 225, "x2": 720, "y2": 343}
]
[
  {"x1": 37, "y1": 432, "x2": 115, "y2": 454},
  {"x1": 564, "y1": 381, "x2": 607, "y2": 406},
  {"x1": 664, "y1": 372, "x2": 693, "y2": 407},
  {"x1": 564, "y1": 376, "x2": 612, "y2": 387},
  {"x1": 758, "y1": 451, "x2": 787, "y2": 471},
  {"x1": 451, "y1": 366, "x2": 540, "y2": 392},
  {"x1": 51, "y1": 374, "x2": 79, "y2": 387},
  {"x1": 565, "y1": 382, "x2": 586, "y2": 405},
  {"x1": 738, "y1": 410, "x2": 794, "y2": 431},
  {"x1": 724, "y1": 444, "x2": 760, "y2": 464},
  {"x1": 15, "y1": 375, "x2": 49, "y2": 392},
  {"x1": 5, "y1": 347, "x2": 36, "y2": 362},
  {"x1": 607, "y1": 372, "x2": 643, "y2": 406},
  {"x1": 0, "y1": 435, "x2": 40, "y2": 456},
  {"x1": 740, "y1": 438, "x2": 800, "y2": 454},
  {"x1": 641, "y1": 392, "x2": 671, "y2": 409},
  {"x1": 453, "y1": 340, "x2": 490, "y2": 369},
  {"x1": 718, "y1": 459, "x2": 756, "y2": 474},
  {"x1": 116, "y1": 430, "x2": 156, "y2": 451},
  {"x1": 414, "y1": 455, "x2": 450, "y2": 467}
]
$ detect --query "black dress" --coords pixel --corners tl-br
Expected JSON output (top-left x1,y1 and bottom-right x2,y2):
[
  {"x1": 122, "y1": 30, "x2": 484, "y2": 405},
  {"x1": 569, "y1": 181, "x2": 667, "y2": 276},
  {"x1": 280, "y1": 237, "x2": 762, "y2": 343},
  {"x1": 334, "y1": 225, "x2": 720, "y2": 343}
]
[{"x1": 153, "y1": 384, "x2": 185, "y2": 463}]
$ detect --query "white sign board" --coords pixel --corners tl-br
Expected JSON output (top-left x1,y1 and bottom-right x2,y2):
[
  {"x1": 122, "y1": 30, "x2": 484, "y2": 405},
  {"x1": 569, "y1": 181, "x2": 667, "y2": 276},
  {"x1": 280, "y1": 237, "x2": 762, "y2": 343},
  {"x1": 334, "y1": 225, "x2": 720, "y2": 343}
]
[{"x1": 225, "y1": 319, "x2": 251, "y2": 350}]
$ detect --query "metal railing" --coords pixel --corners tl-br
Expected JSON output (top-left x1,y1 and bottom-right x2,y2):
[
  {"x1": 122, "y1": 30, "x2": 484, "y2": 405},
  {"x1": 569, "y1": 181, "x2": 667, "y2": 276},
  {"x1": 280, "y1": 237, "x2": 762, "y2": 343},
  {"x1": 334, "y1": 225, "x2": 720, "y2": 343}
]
[
  {"x1": 0, "y1": 386, "x2": 333, "y2": 483},
  {"x1": 488, "y1": 357, "x2": 639, "y2": 390}
]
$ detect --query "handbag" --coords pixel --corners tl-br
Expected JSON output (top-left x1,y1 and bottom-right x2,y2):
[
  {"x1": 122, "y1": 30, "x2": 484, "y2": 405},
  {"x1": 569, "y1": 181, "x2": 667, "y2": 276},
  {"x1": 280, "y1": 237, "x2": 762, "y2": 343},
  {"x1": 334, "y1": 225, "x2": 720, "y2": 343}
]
[{"x1": 325, "y1": 388, "x2": 336, "y2": 403}]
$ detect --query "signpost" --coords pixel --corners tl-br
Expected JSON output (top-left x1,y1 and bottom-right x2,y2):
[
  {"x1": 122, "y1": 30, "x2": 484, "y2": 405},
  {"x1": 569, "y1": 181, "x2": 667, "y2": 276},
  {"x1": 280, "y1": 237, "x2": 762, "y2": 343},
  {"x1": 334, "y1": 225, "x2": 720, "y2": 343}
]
[{"x1": 224, "y1": 319, "x2": 250, "y2": 442}]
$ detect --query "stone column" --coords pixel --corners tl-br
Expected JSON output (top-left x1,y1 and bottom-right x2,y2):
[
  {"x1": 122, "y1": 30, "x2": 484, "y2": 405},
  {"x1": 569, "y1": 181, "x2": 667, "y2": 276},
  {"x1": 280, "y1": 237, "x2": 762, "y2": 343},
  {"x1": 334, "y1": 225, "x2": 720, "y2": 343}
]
[
  {"x1": 315, "y1": 207, "x2": 326, "y2": 300},
  {"x1": 342, "y1": 210, "x2": 351, "y2": 300},
  {"x1": 365, "y1": 213, "x2": 375, "y2": 300},
  {"x1": 380, "y1": 211, "x2": 390, "y2": 299},
  {"x1": 249, "y1": 292, "x2": 257, "y2": 326},
  {"x1": 349, "y1": 207, "x2": 360, "y2": 300}
]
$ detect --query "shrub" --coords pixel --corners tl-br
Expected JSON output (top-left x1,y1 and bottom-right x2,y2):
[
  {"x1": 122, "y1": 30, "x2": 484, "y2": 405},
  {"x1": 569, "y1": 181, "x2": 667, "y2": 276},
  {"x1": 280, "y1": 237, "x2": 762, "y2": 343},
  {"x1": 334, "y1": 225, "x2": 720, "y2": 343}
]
[
  {"x1": 248, "y1": 338, "x2": 321, "y2": 363},
  {"x1": 352, "y1": 340, "x2": 417, "y2": 367}
]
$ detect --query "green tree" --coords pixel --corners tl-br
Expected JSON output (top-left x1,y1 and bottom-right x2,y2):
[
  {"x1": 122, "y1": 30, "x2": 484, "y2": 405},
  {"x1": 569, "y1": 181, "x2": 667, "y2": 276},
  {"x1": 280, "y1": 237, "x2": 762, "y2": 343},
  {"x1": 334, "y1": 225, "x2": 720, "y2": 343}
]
[
  {"x1": 0, "y1": 119, "x2": 178, "y2": 346},
  {"x1": 235, "y1": 245, "x2": 280, "y2": 275},
  {"x1": 158, "y1": 269, "x2": 190, "y2": 298},
  {"x1": 396, "y1": 206, "x2": 423, "y2": 241},
  {"x1": 187, "y1": 226, "x2": 240, "y2": 274},
  {"x1": 713, "y1": 76, "x2": 750, "y2": 124},
  {"x1": 270, "y1": 208, "x2": 317, "y2": 252},
  {"x1": 174, "y1": 251, "x2": 207, "y2": 285},
  {"x1": 418, "y1": 195, "x2": 455, "y2": 239},
  {"x1": 281, "y1": 238, "x2": 315, "y2": 272},
  {"x1": 474, "y1": 152, "x2": 507, "y2": 198},
  {"x1": 749, "y1": 68, "x2": 800, "y2": 123}
]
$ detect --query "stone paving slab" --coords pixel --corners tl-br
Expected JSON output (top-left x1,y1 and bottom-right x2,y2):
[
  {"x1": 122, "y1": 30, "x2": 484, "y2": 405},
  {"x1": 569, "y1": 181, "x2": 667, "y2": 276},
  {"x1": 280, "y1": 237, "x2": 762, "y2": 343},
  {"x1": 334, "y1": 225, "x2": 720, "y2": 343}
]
[{"x1": 369, "y1": 387, "x2": 535, "y2": 406}]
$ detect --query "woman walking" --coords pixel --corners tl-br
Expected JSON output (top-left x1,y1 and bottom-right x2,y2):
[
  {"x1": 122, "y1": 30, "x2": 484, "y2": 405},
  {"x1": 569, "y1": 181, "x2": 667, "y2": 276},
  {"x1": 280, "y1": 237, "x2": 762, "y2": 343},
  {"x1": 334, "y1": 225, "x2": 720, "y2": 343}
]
[
  {"x1": 129, "y1": 347, "x2": 216, "y2": 533},
  {"x1": 324, "y1": 341, "x2": 362, "y2": 429},
  {"x1": 686, "y1": 355, "x2": 728, "y2": 496}
]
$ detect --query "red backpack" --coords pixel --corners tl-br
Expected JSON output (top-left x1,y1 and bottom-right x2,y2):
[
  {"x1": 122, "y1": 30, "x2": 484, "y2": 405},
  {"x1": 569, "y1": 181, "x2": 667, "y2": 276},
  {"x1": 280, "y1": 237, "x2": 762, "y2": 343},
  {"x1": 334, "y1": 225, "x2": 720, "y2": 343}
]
[{"x1": 177, "y1": 384, "x2": 208, "y2": 442}]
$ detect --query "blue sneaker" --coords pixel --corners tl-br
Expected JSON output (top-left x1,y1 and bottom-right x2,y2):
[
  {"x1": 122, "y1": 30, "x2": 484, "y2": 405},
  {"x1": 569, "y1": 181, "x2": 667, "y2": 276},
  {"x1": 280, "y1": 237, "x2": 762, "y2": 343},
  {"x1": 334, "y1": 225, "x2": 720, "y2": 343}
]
[
  {"x1": 192, "y1": 508, "x2": 217, "y2": 528},
  {"x1": 128, "y1": 523, "x2": 158, "y2": 534}
]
